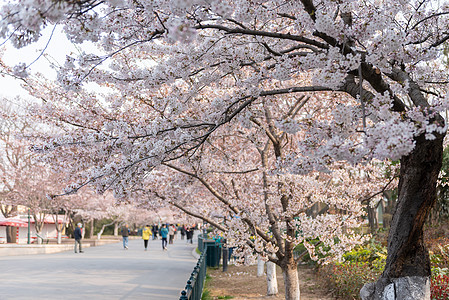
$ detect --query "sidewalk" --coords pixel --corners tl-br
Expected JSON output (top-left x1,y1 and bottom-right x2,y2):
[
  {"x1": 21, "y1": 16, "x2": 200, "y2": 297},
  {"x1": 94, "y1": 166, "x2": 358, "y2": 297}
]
[
  {"x1": 0, "y1": 237, "x2": 197, "y2": 299},
  {"x1": 0, "y1": 237, "x2": 123, "y2": 256}
]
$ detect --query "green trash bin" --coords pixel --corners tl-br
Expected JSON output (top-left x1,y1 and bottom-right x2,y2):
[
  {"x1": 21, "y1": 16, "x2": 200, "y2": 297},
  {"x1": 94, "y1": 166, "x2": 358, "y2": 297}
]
[{"x1": 204, "y1": 239, "x2": 220, "y2": 267}]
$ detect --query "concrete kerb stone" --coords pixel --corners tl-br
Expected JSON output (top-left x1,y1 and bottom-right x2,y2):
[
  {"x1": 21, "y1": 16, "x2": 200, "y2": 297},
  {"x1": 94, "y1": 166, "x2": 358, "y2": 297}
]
[{"x1": 192, "y1": 247, "x2": 200, "y2": 259}]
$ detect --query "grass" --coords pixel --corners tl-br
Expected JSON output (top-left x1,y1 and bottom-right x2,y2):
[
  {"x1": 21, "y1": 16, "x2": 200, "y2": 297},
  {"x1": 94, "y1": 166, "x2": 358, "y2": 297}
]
[
  {"x1": 201, "y1": 288, "x2": 212, "y2": 300},
  {"x1": 201, "y1": 274, "x2": 213, "y2": 300},
  {"x1": 201, "y1": 271, "x2": 234, "y2": 300}
]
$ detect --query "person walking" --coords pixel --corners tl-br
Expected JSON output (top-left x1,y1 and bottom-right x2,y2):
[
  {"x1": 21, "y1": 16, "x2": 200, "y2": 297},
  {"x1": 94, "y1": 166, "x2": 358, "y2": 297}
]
[
  {"x1": 121, "y1": 224, "x2": 130, "y2": 249},
  {"x1": 142, "y1": 225, "x2": 152, "y2": 250},
  {"x1": 168, "y1": 224, "x2": 175, "y2": 244},
  {"x1": 160, "y1": 224, "x2": 169, "y2": 250},
  {"x1": 74, "y1": 223, "x2": 84, "y2": 253},
  {"x1": 152, "y1": 224, "x2": 158, "y2": 240},
  {"x1": 186, "y1": 226, "x2": 194, "y2": 244},
  {"x1": 180, "y1": 225, "x2": 186, "y2": 240}
]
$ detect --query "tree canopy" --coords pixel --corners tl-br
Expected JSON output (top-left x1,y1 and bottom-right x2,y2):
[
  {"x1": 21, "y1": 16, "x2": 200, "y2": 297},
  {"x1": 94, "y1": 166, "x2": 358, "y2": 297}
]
[{"x1": 1, "y1": 1, "x2": 448, "y2": 299}]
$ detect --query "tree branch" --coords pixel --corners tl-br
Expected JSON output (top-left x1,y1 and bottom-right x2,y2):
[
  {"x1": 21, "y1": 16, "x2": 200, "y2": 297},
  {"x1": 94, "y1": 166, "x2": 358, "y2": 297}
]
[{"x1": 195, "y1": 24, "x2": 329, "y2": 50}]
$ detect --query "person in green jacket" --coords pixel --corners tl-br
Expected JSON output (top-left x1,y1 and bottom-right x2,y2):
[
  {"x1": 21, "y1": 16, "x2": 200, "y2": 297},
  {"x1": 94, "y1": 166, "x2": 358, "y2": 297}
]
[
  {"x1": 142, "y1": 225, "x2": 152, "y2": 251},
  {"x1": 160, "y1": 224, "x2": 169, "y2": 250}
]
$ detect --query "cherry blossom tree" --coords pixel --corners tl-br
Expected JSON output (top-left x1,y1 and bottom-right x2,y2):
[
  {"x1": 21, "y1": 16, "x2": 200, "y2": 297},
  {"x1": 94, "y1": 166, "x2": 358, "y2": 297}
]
[
  {"x1": 48, "y1": 193, "x2": 79, "y2": 244},
  {"x1": 0, "y1": 106, "x2": 28, "y2": 241},
  {"x1": 0, "y1": 104, "x2": 78, "y2": 243},
  {"x1": 132, "y1": 95, "x2": 394, "y2": 298},
  {"x1": 73, "y1": 188, "x2": 161, "y2": 239},
  {"x1": 14, "y1": 164, "x2": 73, "y2": 243},
  {"x1": 1, "y1": 1, "x2": 448, "y2": 299}
]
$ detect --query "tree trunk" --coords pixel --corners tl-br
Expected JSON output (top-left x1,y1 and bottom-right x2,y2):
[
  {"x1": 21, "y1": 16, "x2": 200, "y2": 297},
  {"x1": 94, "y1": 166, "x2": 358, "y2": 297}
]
[
  {"x1": 89, "y1": 219, "x2": 94, "y2": 238},
  {"x1": 266, "y1": 261, "x2": 278, "y2": 296},
  {"x1": 97, "y1": 221, "x2": 115, "y2": 240},
  {"x1": 37, "y1": 233, "x2": 42, "y2": 244},
  {"x1": 281, "y1": 261, "x2": 300, "y2": 300},
  {"x1": 362, "y1": 132, "x2": 444, "y2": 299},
  {"x1": 385, "y1": 133, "x2": 443, "y2": 278},
  {"x1": 57, "y1": 230, "x2": 62, "y2": 244},
  {"x1": 114, "y1": 223, "x2": 118, "y2": 236},
  {"x1": 367, "y1": 205, "x2": 378, "y2": 233},
  {"x1": 257, "y1": 257, "x2": 265, "y2": 277},
  {"x1": 6, "y1": 226, "x2": 16, "y2": 243},
  {"x1": 97, "y1": 230, "x2": 102, "y2": 240}
]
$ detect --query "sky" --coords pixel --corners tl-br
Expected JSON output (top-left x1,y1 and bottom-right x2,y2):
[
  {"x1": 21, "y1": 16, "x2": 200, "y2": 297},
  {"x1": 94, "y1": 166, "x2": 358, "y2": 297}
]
[{"x1": 0, "y1": 26, "x2": 87, "y2": 103}]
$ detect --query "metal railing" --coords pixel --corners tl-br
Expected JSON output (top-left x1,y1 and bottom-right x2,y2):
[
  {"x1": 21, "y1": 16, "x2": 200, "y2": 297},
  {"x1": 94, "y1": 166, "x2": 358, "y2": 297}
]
[
  {"x1": 197, "y1": 234, "x2": 206, "y2": 252},
  {"x1": 179, "y1": 247, "x2": 207, "y2": 300}
]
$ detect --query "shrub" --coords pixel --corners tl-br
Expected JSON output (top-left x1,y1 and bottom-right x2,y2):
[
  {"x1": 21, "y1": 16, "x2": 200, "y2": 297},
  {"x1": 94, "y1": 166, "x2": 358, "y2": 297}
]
[
  {"x1": 321, "y1": 262, "x2": 382, "y2": 299},
  {"x1": 431, "y1": 275, "x2": 449, "y2": 300},
  {"x1": 319, "y1": 240, "x2": 449, "y2": 299},
  {"x1": 319, "y1": 239, "x2": 386, "y2": 299}
]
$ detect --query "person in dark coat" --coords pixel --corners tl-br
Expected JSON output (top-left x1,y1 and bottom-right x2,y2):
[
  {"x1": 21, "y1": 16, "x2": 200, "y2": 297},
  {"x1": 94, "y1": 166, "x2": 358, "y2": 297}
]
[
  {"x1": 186, "y1": 226, "x2": 194, "y2": 244},
  {"x1": 121, "y1": 224, "x2": 130, "y2": 249},
  {"x1": 180, "y1": 225, "x2": 186, "y2": 240},
  {"x1": 74, "y1": 223, "x2": 84, "y2": 253},
  {"x1": 152, "y1": 224, "x2": 158, "y2": 240}
]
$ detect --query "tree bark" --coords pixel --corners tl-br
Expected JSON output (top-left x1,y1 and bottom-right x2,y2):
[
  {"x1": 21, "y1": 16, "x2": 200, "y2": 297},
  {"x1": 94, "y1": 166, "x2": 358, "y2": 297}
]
[
  {"x1": 266, "y1": 261, "x2": 278, "y2": 295},
  {"x1": 6, "y1": 226, "x2": 16, "y2": 243},
  {"x1": 383, "y1": 133, "x2": 443, "y2": 278},
  {"x1": 366, "y1": 132, "x2": 445, "y2": 298},
  {"x1": 281, "y1": 260, "x2": 300, "y2": 300},
  {"x1": 367, "y1": 205, "x2": 378, "y2": 233}
]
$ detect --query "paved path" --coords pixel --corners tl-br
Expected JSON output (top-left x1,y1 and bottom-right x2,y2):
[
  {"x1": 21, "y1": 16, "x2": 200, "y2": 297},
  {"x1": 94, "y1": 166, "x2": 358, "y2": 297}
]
[{"x1": 0, "y1": 237, "x2": 198, "y2": 299}]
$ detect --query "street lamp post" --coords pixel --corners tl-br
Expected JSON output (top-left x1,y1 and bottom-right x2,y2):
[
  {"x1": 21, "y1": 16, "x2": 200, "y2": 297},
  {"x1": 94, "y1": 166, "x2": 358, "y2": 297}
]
[{"x1": 27, "y1": 208, "x2": 30, "y2": 244}]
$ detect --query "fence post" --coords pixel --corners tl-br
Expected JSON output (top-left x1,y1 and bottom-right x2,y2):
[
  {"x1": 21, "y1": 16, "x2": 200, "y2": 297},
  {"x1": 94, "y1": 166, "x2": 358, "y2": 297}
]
[
  {"x1": 222, "y1": 246, "x2": 228, "y2": 272},
  {"x1": 179, "y1": 290, "x2": 188, "y2": 300},
  {"x1": 186, "y1": 279, "x2": 193, "y2": 293}
]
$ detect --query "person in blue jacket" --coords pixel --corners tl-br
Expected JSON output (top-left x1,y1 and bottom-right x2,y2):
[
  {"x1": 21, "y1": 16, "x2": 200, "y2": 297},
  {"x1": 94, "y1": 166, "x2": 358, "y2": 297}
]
[{"x1": 160, "y1": 224, "x2": 169, "y2": 250}]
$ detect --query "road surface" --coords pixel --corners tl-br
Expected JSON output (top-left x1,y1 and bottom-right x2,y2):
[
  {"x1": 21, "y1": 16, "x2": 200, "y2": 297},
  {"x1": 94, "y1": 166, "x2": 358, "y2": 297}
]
[{"x1": 0, "y1": 237, "x2": 197, "y2": 299}]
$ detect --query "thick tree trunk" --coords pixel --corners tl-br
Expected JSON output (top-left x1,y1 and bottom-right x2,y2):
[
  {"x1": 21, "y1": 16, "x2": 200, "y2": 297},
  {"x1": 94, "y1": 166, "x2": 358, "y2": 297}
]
[
  {"x1": 384, "y1": 133, "x2": 443, "y2": 278},
  {"x1": 266, "y1": 261, "x2": 278, "y2": 295},
  {"x1": 362, "y1": 132, "x2": 444, "y2": 299},
  {"x1": 281, "y1": 261, "x2": 300, "y2": 300},
  {"x1": 6, "y1": 226, "x2": 16, "y2": 243}
]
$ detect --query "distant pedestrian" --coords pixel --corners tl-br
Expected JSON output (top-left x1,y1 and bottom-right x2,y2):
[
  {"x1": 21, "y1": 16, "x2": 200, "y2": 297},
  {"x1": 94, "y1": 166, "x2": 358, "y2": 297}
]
[
  {"x1": 160, "y1": 224, "x2": 169, "y2": 250},
  {"x1": 168, "y1": 224, "x2": 176, "y2": 244},
  {"x1": 180, "y1": 225, "x2": 186, "y2": 240},
  {"x1": 142, "y1": 225, "x2": 152, "y2": 251},
  {"x1": 152, "y1": 224, "x2": 158, "y2": 240},
  {"x1": 121, "y1": 224, "x2": 130, "y2": 249},
  {"x1": 186, "y1": 226, "x2": 194, "y2": 244},
  {"x1": 74, "y1": 223, "x2": 84, "y2": 253}
]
